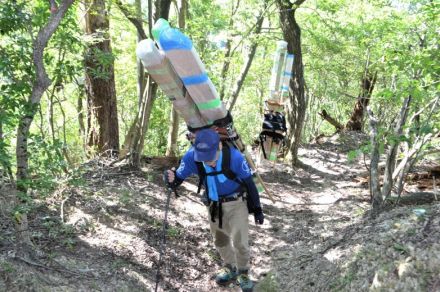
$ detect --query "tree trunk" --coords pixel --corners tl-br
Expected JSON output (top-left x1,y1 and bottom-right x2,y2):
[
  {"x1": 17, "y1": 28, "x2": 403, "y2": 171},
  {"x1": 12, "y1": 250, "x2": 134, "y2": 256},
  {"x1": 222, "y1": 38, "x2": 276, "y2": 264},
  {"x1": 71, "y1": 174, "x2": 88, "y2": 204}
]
[
  {"x1": 0, "y1": 110, "x2": 4, "y2": 176},
  {"x1": 119, "y1": 0, "x2": 171, "y2": 164},
  {"x1": 165, "y1": 109, "x2": 179, "y2": 157},
  {"x1": 47, "y1": 91, "x2": 55, "y2": 142},
  {"x1": 277, "y1": 0, "x2": 306, "y2": 166},
  {"x1": 84, "y1": 0, "x2": 119, "y2": 156},
  {"x1": 366, "y1": 107, "x2": 382, "y2": 210},
  {"x1": 381, "y1": 96, "x2": 412, "y2": 199},
  {"x1": 154, "y1": 0, "x2": 171, "y2": 20},
  {"x1": 318, "y1": 109, "x2": 344, "y2": 131},
  {"x1": 115, "y1": 0, "x2": 148, "y2": 39},
  {"x1": 345, "y1": 72, "x2": 377, "y2": 131},
  {"x1": 227, "y1": 7, "x2": 264, "y2": 112},
  {"x1": 114, "y1": 0, "x2": 148, "y2": 109},
  {"x1": 55, "y1": 94, "x2": 73, "y2": 169},
  {"x1": 15, "y1": 0, "x2": 74, "y2": 255},
  {"x1": 130, "y1": 79, "x2": 158, "y2": 165},
  {"x1": 135, "y1": 0, "x2": 146, "y2": 106},
  {"x1": 77, "y1": 89, "x2": 86, "y2": 149},
  {"x1": 178, "y1": 0, "x2": 187, "y2": 28}
]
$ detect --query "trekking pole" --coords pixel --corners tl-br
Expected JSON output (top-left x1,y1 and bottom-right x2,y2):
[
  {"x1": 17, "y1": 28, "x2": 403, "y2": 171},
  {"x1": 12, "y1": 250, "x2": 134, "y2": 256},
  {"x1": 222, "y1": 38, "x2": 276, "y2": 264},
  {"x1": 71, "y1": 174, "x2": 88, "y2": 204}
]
[{"x1": 155, "y1": 173, "x2": 174, "y2": 292}]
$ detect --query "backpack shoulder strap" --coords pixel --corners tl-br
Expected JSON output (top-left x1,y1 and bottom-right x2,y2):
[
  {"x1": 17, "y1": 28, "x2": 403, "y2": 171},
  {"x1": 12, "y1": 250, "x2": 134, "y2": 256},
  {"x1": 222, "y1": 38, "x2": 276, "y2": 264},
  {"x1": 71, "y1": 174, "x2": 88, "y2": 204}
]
[
  {"x1": 195, "y1": 161, "x2": 205, "y2": 194},
  {"x1": 195, "y1": 144, "x2": 243, "y2": 193},
  {"x1": 222, "y1": 144, "x2": 247, "y2": 190},
  {"x1": 220, "y1": 143, "x2": 236, "y2": 180}
]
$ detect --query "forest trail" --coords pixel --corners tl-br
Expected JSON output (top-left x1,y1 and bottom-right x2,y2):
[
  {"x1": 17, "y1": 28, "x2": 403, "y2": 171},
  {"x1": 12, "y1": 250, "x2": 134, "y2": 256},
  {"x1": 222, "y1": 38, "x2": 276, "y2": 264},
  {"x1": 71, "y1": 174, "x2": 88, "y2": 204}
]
[{"x1": 1, "y1": 132, "x2": 439, "y2": 291}]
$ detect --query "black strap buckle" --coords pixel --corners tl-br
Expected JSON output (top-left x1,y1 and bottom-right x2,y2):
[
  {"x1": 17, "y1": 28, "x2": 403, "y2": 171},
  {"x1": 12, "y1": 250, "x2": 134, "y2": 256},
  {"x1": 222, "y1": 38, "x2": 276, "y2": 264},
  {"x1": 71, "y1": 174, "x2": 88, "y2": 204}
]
[{"x1": 219, "y1": 192, "x2": 243, "y2": 203}]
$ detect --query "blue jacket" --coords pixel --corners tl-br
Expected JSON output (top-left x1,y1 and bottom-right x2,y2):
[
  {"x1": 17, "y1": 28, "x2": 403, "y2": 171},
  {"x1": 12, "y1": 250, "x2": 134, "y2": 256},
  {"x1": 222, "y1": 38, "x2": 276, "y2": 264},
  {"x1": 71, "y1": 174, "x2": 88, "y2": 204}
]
[{"x1": 175, "y1": 146, "x2": 262, "y2": 209}]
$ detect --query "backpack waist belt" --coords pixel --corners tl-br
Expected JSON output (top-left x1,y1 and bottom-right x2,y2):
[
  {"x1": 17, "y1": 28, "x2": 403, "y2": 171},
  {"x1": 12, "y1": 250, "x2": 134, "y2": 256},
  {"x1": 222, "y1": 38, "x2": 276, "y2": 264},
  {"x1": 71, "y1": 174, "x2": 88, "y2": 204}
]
[{"x1": 219, "y1": 192, "x2": 245, "y2": 203}]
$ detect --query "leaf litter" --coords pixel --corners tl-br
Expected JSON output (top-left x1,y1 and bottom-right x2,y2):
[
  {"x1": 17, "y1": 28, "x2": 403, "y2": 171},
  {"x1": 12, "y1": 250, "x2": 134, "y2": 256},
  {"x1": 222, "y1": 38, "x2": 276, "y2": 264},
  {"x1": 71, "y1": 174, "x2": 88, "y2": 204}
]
[{"x1": 1, "y1": 131, "x2": 439, "y2": 291}]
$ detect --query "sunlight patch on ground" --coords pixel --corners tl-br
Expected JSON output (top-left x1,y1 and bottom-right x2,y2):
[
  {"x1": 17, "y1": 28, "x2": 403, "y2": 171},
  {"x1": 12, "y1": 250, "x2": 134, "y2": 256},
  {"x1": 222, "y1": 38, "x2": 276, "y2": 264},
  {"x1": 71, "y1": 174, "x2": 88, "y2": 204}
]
[
  {"x1": 302, "y1": 159, "x2": 341, "y2": 175},
  {"x1": 67, "y1": 207, "x2": 155, "y2": 268},
  {"x1": 274, "y1": 193, "x2": 304, "y2": 205},
  {"x1": 114, "y1": 221, "x2": 141, "y2": 234},
  {"x1": 124, "y1": 269, "x2": 154, "y2": 291},
  {"x1": 309, "y1": 191, "x2": 340, "y2": 205},
  {"x1": 180, "y1": 200, "x2": 207, "y2": 218},
  {"x1": 66, "y1": 207, "x2": 93, "y2": 226},
  {"x1": 138, "y1": 202, "x2": 177, "y2": 221},
  {"x1": 78, "y1": 222, "x2": 139, "y2": 249},
  {"x1": 324, "y1": 247, "x2": 344, "y2": 262}
]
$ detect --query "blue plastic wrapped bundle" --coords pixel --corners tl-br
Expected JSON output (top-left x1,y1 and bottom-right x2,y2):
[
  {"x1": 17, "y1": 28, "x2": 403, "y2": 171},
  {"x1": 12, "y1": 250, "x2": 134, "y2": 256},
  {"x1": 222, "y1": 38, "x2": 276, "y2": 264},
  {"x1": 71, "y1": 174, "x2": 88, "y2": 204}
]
[
  {"x1": 136, "y1": 39, "x2": 207, "y2": 129},
  {"x1": 269, "y1": 41, "x2": 288, "y2": 100},
  {"x1": 153, "y1": 18, "x2": 228, "y2": 124}
]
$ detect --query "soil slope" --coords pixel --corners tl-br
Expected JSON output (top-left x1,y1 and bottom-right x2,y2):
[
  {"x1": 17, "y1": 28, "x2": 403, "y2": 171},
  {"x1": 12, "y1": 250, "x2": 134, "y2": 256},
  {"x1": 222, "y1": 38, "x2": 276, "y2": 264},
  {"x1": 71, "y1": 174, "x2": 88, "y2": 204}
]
[{"x1": 1, "y1": 132, "x2": 439, "y2": 291}]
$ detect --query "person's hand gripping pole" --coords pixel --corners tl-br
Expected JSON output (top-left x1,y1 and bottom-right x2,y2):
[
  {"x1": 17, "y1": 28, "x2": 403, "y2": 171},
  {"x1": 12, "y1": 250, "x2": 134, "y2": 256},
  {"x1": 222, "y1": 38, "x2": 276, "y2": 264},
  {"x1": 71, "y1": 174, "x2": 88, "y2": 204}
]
[{"x1": 163, "y1": 167, "x2": 179, "y2": 197}]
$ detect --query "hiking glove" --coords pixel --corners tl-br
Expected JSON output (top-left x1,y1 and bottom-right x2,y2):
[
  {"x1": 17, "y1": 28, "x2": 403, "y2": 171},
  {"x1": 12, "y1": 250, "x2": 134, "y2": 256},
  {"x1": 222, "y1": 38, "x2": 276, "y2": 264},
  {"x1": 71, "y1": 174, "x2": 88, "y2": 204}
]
[{"x1": 254, "y1": 207, "x2": 264, "y2": 225}]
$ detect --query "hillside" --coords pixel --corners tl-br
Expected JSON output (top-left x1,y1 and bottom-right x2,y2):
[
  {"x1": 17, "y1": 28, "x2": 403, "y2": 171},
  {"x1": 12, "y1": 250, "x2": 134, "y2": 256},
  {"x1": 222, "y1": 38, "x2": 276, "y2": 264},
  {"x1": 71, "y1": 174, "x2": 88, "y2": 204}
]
[{"x1": 1, "y1": 132, "x2": 439, "y2": 291}]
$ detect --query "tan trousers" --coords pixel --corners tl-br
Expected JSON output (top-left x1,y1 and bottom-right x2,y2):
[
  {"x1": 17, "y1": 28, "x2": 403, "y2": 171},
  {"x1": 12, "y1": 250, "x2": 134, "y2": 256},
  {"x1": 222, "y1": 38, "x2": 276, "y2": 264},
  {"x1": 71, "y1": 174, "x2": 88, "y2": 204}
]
[{"x1": 208, "y1": 199, "x2": 250, "y2": 270}]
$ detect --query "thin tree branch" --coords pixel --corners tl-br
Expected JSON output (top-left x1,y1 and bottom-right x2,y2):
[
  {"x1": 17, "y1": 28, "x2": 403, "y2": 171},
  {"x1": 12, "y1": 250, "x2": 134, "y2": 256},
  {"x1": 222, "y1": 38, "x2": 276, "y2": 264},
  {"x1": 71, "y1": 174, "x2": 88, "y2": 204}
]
[
  {"x1": 114, "y1": 0, "x2": 148, "y2": 39},
  {"x1": 219, "y1": 0, "x2": 241, "y2": 100},
  {"x1": 227, "y1": 6, "x2": 265, "y2": 111},
  {"x1": 229, "y1": 3, "x2": 275, "y2": 57},
  {"x1": 408, "y1": 96, "x2": 439, "y2": 124}
]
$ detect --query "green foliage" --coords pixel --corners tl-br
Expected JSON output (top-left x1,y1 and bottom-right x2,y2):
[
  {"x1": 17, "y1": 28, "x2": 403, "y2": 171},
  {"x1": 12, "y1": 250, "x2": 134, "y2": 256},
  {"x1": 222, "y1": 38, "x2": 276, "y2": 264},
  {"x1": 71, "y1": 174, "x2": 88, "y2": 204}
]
[
  {"x1": 0, "y1": 0, "x2": 83, "y2": 190},
  {"x1": 256, "y1": 272, "x2": 280, "y2": 292},
  {"x1": 144, "y1": 95, "x2": 172, "y2": 156},
  {"x1": 0, "y1": 132, "x2": 12, "y2": 172},
  {"x1": 67, "y1": 169, "x2": 87, "y2": 187},
  {"x1": 85, "y1": 48, "x2": 115, "y2": 80},
  {"x1": 167, "y1": 226, "x2": 181, "y2": 238},
  {"x1": 118, "y1": 189, "x2": 132, "y2": 206},
  {"x1": 0, "y1": 1, "x2": 30, "y2": 34},
  {"x1": 111, "y1": 6, "x2": 139, "y2": 144},
  {"x1": 347, "y1": 149, "x2": 362, "y2": 163},
  {"x1": 186, "y1": 0, "x2": 229, "y2": 75},
  {"x1": 0, "y1": 261, "x2": 16, "y2": 274},
  {"x1": 42, "y1": 217, "x2": 77, "y2": 249},
  {"x1": 27, "y1": 135, "x2": 67, "y2": 192}
]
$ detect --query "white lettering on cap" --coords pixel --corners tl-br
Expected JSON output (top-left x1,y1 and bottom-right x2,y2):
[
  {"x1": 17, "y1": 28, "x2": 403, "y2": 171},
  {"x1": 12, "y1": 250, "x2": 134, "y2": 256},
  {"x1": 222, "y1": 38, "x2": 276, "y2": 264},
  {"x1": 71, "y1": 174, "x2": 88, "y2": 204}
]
[{"x1": 196, "y1": 142, "x2": 210, "y2": 150}]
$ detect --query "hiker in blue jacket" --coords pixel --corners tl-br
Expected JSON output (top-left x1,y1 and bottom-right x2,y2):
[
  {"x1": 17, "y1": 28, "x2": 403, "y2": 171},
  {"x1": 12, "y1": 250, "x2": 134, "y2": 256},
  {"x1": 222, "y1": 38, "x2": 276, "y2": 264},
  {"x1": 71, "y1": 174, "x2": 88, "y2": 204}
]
[{"x1": 166, "y1": 128, "x2": 264, "y2": 291}]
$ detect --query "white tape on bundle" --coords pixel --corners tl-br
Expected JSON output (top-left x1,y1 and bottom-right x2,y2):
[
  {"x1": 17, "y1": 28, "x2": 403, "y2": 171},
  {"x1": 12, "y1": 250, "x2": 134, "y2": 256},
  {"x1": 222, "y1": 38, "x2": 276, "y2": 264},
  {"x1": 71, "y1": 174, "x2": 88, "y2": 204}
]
[
  {"x1": 136, "y1": 39, "x2": 206, "y2": 129},
  {"x1": 184, "y1": 81, "x2": 226, "y2": 124},
  {"x1": 173, "y1": 93, "x2": 208, "y2": 128},
  {"x1": 269, "y1": 41, "x2": 288, "y2": 100},
  {"x1": 158, "y1": 27, "x2": 227, "y2": 124},
  {"x1": 136, "y1": 39, "x2": 182, "y2": 100}
]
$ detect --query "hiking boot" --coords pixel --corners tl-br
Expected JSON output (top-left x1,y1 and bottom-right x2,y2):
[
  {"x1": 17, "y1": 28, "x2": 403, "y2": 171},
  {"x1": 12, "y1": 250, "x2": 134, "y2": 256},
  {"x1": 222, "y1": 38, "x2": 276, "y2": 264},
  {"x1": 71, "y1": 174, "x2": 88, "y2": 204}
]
[
  {"x1": 215, "y1": 266, "x2": 238, "y2": 285},
  {"x1": 237, "y1": 273, "x2": 253, "y2": 292}
]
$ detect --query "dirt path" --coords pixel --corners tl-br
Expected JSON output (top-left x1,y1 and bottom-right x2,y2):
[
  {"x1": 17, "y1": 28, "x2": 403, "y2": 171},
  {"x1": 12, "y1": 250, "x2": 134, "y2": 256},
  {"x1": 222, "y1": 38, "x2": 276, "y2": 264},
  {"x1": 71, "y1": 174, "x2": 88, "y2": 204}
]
[{"x1": 1, "y1": 134, "x2": 439, "y2": 291}]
